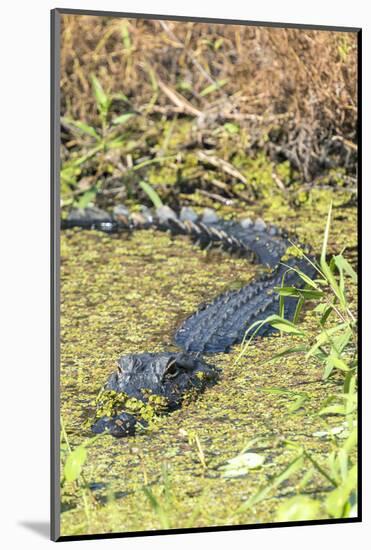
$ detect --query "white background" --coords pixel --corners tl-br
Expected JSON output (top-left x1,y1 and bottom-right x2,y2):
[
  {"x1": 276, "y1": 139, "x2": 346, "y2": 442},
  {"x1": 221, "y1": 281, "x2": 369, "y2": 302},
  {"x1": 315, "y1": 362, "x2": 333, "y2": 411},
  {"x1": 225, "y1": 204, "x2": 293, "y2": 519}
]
[{"x1": 1, "y1": 0, "x2": 368, "y2": 548}]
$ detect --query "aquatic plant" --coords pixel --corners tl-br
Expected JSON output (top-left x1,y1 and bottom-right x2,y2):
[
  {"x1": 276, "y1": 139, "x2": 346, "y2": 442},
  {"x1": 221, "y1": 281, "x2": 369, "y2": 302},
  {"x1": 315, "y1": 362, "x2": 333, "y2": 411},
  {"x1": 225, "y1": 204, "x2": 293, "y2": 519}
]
[{"x1": 233, "y1": 204, "x2": 358, "y2": 521}]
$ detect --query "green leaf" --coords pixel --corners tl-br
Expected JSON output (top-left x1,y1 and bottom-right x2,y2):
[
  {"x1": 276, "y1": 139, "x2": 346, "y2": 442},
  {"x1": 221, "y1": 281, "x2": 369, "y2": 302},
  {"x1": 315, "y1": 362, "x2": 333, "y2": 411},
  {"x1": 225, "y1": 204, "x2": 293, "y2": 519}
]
[
  {"x1": 121, "y1": 22, "x2": 132, "y2": 50},
  {"x1": 112, "y1": 113, "x2": 135, "y2": 125},
  {"x1": 64, "y1": 446, "x2": 87, "y2": 482},
  {"x1": 343, "y1": 428, "x2": 357, "y2": 453},
  {"x1": 223, "y1": 123, "x2": 240, "y2": 134},
  {"x1": 142, "y1": 487, "x2": 170, "y2": 529},
  {"x1": 61, "y1": 164, "x2": 81, "y2": 186},
  {"x1": 322, "y1": 260, "x2": 347, "y2": 308},
  {"x1": 293, "y1": 295, "x2": 304, "y2": 324},
  {"x1": 76, "y1": 187, "x2": 98, "y2": 209},
  {"x1": 319, "y1": 203, "x2": 347, "y2": 308},
  {"x1": 238, "y1": 452, "x2": 304, "y2": 512},
  {"x1": 241, "y1": 315, "x2": 303, "y2": 360},
  {"x1": 177, "y1": 80, "x2": 192, "y2": 91},
  {"x1": 259, "y1": 346, "x2": 306, "y2": 367},
  {"x1": 321, "y1": 202, "x2": 333, "y2": 264},
  {"x1": 142, "y1": 486, "x2": 160, "y2": 511},
  {"x1": 269, "y1": 316, "x2": 304, "y2": 336},
  {"x1": 334, "y1": 255, "x2": 357, "y2": 283},
  {"x1": 131, "y1": 155, "x2": 177, "y2": 172},
  {"x1": 318, "y1": 404, "x2": 345, "y2": 416},
  {"x1": 328, "y1": 356, "x2": 350, "y2": 372},
  {"x1": 111, "y1": 92, "x2": 129, "y2": 103},
  {"x1": 278, "y1": 272, "x2": 287, "y2": 318},
  {"x1": 276, "y1": 496, "x2": 321, "y2": 522},
  {"x1": 62, "y1": 118, "x2": 100, "y2": 140},
  {"x1": 258, "y1": 387, "x2": 309, "y2": 413},
  {"x1": 106, "y1": 137, "x2": 126, "y2": 149},
  {"x1": 297, "y1": 468, "x2": 315, "y2": 490},
  {"x1": 314, "y1": 303, "x2": 328, "y2": 313},
  {"x1": 320, "y1": 305, "x2": 333, "y2": 326},
  {"x1": 199, "y1": 79, "x2": 228, "y2": 97},
  {"x1": 214, "y1": 38, "x2": 224, "y2": 50},
  {"x1": 305, "y1": 323, "x2": 348, "y2": 359},
  {"x1": 323, "y1": 359, "x2": 335, "y2": 379},
  {"x1": 287, "y1": 395, "x2": 309, "y2": 413},
  {"x1": 139, "y1": 181, "x2": 163, "y2": 208},
  {"x1": 281, "y1": 263, "x2": 319, "y2": 289},
  {"x1": 220, "y1": 452, "x2": 265, "y2": 478},
  {"x1": 274, "y1": 287, "x2": 324, "y2": 299},
  {"x1": 325, "y1": 465, "x2": 357, "y2": 518},
  {"x1": 91, "y1": 74, "x2": 110, "y2": 116},
  {"x1": 338, "y1": 448, "x2": 349, "y2": 482},
  {"x1": 145, "y1": 63, "x2": 159, "y2": 92},
  {"x1": 323, "y1": 342, "x2": 353, "y2": 379}
]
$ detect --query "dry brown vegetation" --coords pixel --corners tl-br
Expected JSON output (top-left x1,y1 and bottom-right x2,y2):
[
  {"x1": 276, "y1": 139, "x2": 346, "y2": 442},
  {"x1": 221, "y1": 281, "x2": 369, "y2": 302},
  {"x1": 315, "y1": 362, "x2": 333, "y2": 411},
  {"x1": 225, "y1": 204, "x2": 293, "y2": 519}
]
[{"x1": 60, "y1": 15, "x2": 358, "y2": 206}]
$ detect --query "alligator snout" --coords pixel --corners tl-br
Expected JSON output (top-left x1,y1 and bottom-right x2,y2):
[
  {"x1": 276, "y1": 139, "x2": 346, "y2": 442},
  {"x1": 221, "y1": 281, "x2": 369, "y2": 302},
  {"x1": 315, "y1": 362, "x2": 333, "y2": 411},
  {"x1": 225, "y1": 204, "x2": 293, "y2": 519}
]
[{"x1": 91, "y1": 352, "x2": 219, "y2": 437}]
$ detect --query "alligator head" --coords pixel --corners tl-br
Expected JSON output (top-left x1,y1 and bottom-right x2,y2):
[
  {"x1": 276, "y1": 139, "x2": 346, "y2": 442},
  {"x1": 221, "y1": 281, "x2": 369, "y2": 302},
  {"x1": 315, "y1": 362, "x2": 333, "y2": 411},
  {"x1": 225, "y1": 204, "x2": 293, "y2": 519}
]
[{"x1": 91, "y1": 352, "x2": 218, "y2": 437}]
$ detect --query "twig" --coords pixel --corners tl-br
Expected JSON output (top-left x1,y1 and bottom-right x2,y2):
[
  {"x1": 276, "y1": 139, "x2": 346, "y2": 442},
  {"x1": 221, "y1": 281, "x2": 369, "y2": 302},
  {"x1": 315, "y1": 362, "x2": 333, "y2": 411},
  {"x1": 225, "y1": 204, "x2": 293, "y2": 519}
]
[
  {"x1": 198, "y1": 189, "x2": 234, "y2": 205},
  {"x1": 272, "y1": 171, "x2": 287, "y2": 192},
  {"x1": 197, "y1": 151, "x2": 247, "y2": 185},
  {"x1": 157, "y1": 79, "x2": 203, "y2": 117}
]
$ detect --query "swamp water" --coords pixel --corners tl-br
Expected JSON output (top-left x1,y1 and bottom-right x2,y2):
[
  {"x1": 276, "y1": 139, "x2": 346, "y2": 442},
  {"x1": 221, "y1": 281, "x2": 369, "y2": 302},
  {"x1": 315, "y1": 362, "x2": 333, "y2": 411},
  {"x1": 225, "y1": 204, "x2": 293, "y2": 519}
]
[{"x1": 60, "y1": 200, "x2": 357, "y2": 535}]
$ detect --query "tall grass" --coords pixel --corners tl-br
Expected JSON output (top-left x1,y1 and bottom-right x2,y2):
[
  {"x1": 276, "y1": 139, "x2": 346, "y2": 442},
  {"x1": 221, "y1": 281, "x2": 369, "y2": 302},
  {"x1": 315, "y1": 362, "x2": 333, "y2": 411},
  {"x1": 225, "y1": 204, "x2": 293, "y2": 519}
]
[
  {"x1": 232, "y1": 204, "x2": 358, "y2": 521},
  {"x1": 61, "y1": 74, "x2": 167, "y2": 208},
  {"x1": 61, "y1": 15, "x2": 357, "y2": 182}
]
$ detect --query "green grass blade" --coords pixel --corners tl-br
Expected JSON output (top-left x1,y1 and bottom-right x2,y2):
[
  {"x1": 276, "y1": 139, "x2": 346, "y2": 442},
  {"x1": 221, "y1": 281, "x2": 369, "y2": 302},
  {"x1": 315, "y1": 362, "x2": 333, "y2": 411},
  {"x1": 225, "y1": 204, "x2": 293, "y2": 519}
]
[
  {"x1": 321, "y1": 202, "x2": 333, "y2": 264},
  {"x1": 274, "y1": 287, "x2": 324, "y2": 299},
  {"x1": 200, "y1": 79, "x2": 228, "y2": 97},
  {"x1": 293, "y1": 296, "x2": 305, "y2": 324},
  {"x1": 139, "y1": 181, "x2": 163, "y2": 208},
  {"x1": 279, "y1": 272, "x2": 287, "y2": 318},
  {"x1": 112, "y1": 113, "x2": 135, "y2": 125},
  {"x1": 259, "y1": 345, "x2": 307, "y2": 366},
  {"x1": 334, "y1": 255, "x2": 357, "y2": 283},
  {"x1": 269, "y1": 316, "x2": 304, "y2": 336},
  {"x1": 91, "y1": 74, "x2": 110, "y2": 116},
  {"x1": 142, "y1": 486, "x2": 170, "y2": 529},
  {"x1": 121, "y1": 22, "x2": 132, "y2": 50},
  {"x1": 62, "y1": 117, "x2": 100, "y2": 140},
  {"x1": 279, "y1": 262, "x2": 320, "y2": 289},
  {"x1": 237, "y1": 452, "x2": 304, "y2": 512}
]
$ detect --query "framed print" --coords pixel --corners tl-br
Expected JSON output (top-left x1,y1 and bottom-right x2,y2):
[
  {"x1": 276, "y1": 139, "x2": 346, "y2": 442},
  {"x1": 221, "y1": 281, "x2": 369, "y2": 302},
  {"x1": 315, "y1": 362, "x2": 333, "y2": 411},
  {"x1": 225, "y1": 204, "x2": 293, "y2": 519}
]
[{"x1": 51, "y1": 8, "x2": 361, "y2": 541}]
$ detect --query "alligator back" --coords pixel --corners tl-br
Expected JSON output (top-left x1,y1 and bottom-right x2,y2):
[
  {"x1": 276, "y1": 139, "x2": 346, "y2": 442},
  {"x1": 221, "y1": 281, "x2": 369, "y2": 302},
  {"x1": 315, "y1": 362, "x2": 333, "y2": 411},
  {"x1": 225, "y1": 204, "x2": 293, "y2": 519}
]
[{"x1": 175, "y1": 259, "x2": 316, "y2": 353}]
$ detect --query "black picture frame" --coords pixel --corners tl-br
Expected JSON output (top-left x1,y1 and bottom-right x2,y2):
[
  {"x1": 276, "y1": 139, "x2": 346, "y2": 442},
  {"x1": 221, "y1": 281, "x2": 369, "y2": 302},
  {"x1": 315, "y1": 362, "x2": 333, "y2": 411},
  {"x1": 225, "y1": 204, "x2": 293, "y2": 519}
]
[{"x1": 51, "y1": 8, "x2": 362, "y2": 542}]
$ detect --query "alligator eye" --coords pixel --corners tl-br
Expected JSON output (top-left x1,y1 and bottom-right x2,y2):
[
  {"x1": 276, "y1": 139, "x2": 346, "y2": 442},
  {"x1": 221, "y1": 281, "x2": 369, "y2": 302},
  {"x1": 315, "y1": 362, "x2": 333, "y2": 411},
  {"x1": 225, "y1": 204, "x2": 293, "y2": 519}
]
[{"x1": 164, "y1": 361, "x2": 180, "y2": 379}]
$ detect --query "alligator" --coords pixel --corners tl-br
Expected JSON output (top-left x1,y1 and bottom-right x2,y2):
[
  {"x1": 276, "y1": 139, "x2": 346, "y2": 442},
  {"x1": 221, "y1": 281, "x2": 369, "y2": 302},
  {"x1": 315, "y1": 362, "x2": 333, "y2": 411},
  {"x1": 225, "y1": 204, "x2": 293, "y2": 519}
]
[{"x1": 62, "y1": 205, "x2": 316, "y2": 437}]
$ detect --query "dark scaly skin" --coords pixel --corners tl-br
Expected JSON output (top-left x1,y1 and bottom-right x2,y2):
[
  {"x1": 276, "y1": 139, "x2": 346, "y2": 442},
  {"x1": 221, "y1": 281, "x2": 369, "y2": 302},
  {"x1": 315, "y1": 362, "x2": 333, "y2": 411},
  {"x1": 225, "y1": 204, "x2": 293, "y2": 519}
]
[
  {"x1": 62, "y1": 206, "x2": 315, "y2": 436},
  {"x1": 175, "y1": 258, "x2": 316, "y2": 353},
  {"x1": 91, "y1": 353, "x2": 218, "y2": 436}
]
